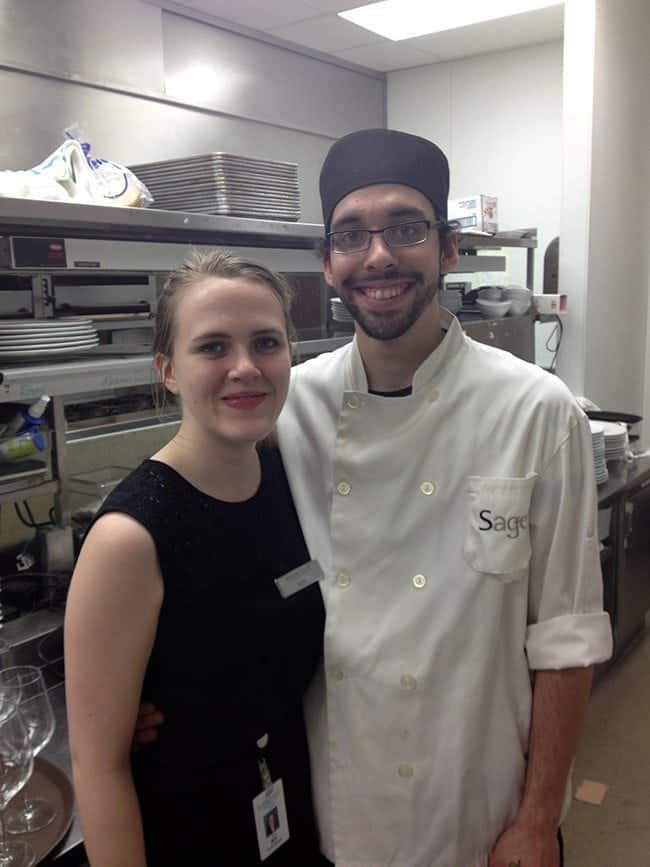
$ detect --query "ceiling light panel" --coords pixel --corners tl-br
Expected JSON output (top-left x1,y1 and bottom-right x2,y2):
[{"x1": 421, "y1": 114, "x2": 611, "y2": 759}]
[{"x1": 339, "y1": 0, "x2": 563, "y2": 41}]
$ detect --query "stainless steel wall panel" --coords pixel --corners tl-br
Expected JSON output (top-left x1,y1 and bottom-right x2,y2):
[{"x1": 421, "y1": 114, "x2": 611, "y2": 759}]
[
  {"x1": 162, "y1": 12, "x2": 384, "y2": 139},
  {"x1": 0, "y1": 0, "x2": 165, "y2": 92},
  {"x1": 0, "y1": 70, "x2": 332, "y2": 221}
]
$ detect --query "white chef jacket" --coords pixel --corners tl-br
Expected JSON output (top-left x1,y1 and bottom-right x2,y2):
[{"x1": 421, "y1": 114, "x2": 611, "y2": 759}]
[{"x1": 277, "y1": 310, "x2": 612, "y2": 867}]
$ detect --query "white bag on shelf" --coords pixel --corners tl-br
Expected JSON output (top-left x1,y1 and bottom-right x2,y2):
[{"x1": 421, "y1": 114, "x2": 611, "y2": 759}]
[{"x1": 0, "y1": 132, "x2": 153, "y2": 208}]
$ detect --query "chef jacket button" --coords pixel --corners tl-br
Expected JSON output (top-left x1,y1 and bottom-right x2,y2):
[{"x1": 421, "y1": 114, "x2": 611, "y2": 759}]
[
  {"x1": 420, "y1": 481, "x2": 436, "y2": 496},
  {"x1": 346, "y1": 395, "x2": 361, "y2": 409},
  {"x1": 398, "y1": 764, "x2": 414, "y2": 779},
  {"x1": 331, "y1": 666, "x2": 344, "y2": 682},
  {"x1": 429, "y1": 389, "x2": 440, "y2": 403},
  {"x1": 400, "y1": 674, "x2": 417, "y2": 691},
  {"x1": 412, "y1": 574, "x2": 427, "y2": 589},
  {"x1": 337, "y1": 481, "x2": 351, "y2": 496},
  {"x1": 336, "y1": 571, "x2": 351, "y2": 588}
]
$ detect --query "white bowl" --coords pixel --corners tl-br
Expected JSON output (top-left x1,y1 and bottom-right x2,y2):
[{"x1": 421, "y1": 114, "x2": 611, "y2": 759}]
[
  {"x1": 504, "y1": 285, "x2": 532, "y2": 298},
  {"x1": 508, "y1": 298, "x2": 531, "y2": 315},
  {"x1": 478, "y1": 286, "x2": 503, "y2": 301},
  {"x1": 476, "y1": 299, "x2": 512, "y2": 319}
]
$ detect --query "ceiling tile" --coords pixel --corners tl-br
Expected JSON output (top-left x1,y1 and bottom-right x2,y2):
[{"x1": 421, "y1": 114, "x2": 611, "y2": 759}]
[
  {"x1": 172, "y1": 0, "x2": 316, "y2": 31},
  {"x1": 405, "y1": 6, "x2": 564, "y2": 62},
  {"x1": 303, "y1": 0, "x2": 374, "y2": 12},
  {"x1": 332, "y1": 40, "x2": 436, "y2": 72},
  {"x1": 266, "y1": 13, "x2": 380, "y2": 52}
]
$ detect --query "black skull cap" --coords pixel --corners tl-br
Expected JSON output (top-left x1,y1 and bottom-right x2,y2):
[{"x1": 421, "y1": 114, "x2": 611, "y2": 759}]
[{"x1": 320, "y1": 128, "x2": 449, "y2": 231}]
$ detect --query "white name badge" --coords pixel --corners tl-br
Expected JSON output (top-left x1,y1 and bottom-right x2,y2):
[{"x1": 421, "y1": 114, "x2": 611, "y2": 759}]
[
  {"x1": 274, "y1": 559, "x2": 324, "y2": 599},
  {"x1": 252, "y1": 778, "x2": 290, "y2": 861}
]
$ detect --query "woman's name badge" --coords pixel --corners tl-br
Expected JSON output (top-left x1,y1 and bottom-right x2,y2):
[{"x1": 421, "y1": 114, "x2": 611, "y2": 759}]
[
  {"x1": 274, "y1": 559, "x2": 324, "y2": 598},
  {"x1": 252, "y1": 779, "x2": 290, "y2": 861}
]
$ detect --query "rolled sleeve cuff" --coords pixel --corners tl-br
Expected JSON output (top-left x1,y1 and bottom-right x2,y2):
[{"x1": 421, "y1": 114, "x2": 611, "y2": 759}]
[{"x1": 526, "y1": 612, "x2": 613, "y2": 669}]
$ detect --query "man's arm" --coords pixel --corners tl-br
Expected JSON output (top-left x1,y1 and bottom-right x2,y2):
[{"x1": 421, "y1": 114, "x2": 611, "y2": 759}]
[{"x1": 489, "y1": 665, "x2": 593, "y2": 867}]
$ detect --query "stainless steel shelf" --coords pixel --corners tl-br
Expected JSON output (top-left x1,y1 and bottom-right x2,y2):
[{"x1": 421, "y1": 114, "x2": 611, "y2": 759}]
[
  {"x1": 0, "y1": 356, "x2": 155, "y2": 402},
  {"x1": 0, "y1": 339, "x2": 353, "y2": 403},
  {"x1": 0, "y1": 197, "x2": 323, "y2": 249},
  {"x1": 457, "y1": 230, "x2": 537, "y2": 250},
  {"x1": 66, "y1": 416, "x2": 180, "y2": 444},
  {"x1": 0, "y1": 478, "x2": 58, "y2": 504},
  {"x1": 451, "y1": 255, "x2": 506, "y2": 273}
]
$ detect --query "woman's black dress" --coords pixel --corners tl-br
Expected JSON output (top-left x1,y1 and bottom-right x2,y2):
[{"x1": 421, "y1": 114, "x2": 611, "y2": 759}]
[{"x1": 95, "y1": 447, "x2": 326, "y2": 865}]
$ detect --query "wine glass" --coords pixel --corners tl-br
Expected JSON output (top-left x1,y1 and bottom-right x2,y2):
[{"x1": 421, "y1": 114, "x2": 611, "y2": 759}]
[
  {"x1": 0, "y1": 667, "x2": 56, "y2": 835},
  {"x1": 0, "y1": 711, "x2": 35, "y2": 867},
  {"x1": 0, "y1": 646, "x2": 20, "y2": 727},
  {"x1": 0, "y1": 641, "x2": 13, "y2": 670}
]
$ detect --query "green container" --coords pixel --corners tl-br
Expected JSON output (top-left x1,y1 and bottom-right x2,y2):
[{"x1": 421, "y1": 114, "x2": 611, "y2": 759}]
[{"x1": 0, "y1": 429, "x2": 45, "y2": 462}]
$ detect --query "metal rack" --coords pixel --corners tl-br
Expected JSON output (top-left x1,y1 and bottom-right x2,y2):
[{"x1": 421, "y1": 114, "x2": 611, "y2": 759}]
[
  {"x1": 455, "y1": 228, "x2": 537, "y2": 288},
  {"x1": 0, "y1": 199, "x2": 342, "y2": 523},
  {"x1": 0, "y1": 198, "x2": 537, "y2": 525}
]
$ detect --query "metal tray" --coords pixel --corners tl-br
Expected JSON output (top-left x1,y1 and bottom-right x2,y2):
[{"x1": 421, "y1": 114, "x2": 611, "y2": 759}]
[
  {"x1": 139, "y1": 171, "x2": 299, "y2": 189},
  {"x1": 152, "y1": 206, "x2": 301, "y2": 216},
  {"x1": 10, "y1": 757, "x2": 75, "y2": 864},
  {"x1": 151, "y1": 190, "x2": 300, "y2": 204},
  {"x1": 130, "y1": 153, "x2": 298, "y2": 172},
  {"x1": 140, "y1": 174, "x2": 300, "y2": 196},
  {"x1": 165, "y1": 207, "x2": 300, "y2": 218}
]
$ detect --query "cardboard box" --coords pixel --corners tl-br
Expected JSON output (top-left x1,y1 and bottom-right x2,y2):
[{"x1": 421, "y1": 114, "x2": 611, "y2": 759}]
[
  {"x1": 533, "y1": 293, "x2": 568, "y2": 315},
  {"x1": 448, "y1": 195, "x2": 498, "y2": 234}
]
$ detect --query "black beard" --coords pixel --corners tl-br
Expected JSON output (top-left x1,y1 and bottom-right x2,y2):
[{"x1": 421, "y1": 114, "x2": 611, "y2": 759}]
[{"x1": 339, "y1": 276, "x2": 437, "y2": 341}]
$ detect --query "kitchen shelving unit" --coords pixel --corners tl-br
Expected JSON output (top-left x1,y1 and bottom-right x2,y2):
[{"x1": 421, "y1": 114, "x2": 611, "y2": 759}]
[{"x1": 0, "y1": 198, "x2": 536, "y2": 525}]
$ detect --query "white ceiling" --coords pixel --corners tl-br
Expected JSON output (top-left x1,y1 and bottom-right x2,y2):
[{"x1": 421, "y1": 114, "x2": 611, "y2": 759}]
[{"x1": 164, "y1": 0, "x2": 564, "y2": 72}]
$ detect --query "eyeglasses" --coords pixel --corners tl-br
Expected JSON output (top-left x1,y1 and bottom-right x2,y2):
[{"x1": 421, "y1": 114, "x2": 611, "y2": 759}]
[{"x1": 327, "y1": 220, "x2": 440, "y2": 254}]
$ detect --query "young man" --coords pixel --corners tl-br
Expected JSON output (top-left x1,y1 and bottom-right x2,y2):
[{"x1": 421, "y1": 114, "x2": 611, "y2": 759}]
[
  {"x1": 138, "y1": 129, "x2": 612, "y2": 866},
  {"x1": 275, "y1": 129, "x2": 612, "y2": 867}
]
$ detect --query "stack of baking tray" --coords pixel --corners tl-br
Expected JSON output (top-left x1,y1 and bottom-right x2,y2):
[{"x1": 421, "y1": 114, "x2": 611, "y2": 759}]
[{"x1": 129, "y1": 153, "x2": 300, "y2": 221}]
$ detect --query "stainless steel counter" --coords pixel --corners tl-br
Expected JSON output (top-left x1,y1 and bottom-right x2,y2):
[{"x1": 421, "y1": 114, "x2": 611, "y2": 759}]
[
  {"x1": 44, "y1": 683, "x2": 84, "y2": 862},
  {"x1": 597, "y1": 455, "x2": 650, "y2": 508}
]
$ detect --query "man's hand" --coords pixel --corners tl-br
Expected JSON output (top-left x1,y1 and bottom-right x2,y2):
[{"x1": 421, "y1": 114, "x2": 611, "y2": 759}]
[
  {"x1": 133, "y1": 701, "x2": 164, "y2": 748},
  {"x1": 488, "y1": 822, "x2": 560, "y2": 867}
]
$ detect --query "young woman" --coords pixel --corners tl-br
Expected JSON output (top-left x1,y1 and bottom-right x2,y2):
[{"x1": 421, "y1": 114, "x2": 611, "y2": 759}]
[{"x1": 65, "y1": 251, "x2": 327, "y2": 866}]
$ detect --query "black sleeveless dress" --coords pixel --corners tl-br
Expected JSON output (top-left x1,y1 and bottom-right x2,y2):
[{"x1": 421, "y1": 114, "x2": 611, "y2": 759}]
[{"x1": 93, "y1": 447, "x2": 326, "y2": 866}]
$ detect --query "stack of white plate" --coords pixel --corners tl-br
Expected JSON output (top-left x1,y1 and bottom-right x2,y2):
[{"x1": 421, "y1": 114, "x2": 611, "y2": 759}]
[
  {"x1": 330, "y1": 298, "x2": 353, "y2": 323},
  {"x1": 589, "y1": 422, "x2": 609, "y2": 486},
  {"x1": 602, "y1": 421, "x2": 628, "y2": 462},
  {"x1": 129, "y1": 153, "x2": 300, "y2": 221},
  {"x1": 0, "y1": 319, "x2": 99, "y2": 362},
  {"x1": 503, "y1": 285, "x2": 532, "y2": 315}
]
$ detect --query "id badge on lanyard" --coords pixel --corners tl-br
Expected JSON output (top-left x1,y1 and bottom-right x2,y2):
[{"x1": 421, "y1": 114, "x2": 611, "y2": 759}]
[{"x1": 252, "y1": 733, "x2": 290, "y2": 861}]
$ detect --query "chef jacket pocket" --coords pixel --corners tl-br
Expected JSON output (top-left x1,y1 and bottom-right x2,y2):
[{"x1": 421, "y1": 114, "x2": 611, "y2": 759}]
[{"x1": 464, "y1": 473, "x2": 538, "y2": 580}]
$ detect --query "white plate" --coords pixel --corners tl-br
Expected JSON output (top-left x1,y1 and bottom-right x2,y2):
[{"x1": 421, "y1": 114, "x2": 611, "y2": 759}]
[
  {"x1": 0, "y1": 322, "x2": 96, "y2": 329},
  {"x1": 0, "y1": 338, "x2": 99, "y2": 351},
  {"x1": 0, "y1": 319, "x2": 93, "y2": 329},
  {"x1": 0, "y1": 334, "x2": 97, "y2": 346},
  {"x1": 0, "y1": 334, "x2": 97, "y2": 344},
  {"x1": 0, "y1": 328, "x2": 96, "y2": 338},
  {"x1": 601, "y1": 421, "x2": 627, "y2": 437},
  {"x1": 0, "y1": 340, "x2": 100, "y2": 360}
]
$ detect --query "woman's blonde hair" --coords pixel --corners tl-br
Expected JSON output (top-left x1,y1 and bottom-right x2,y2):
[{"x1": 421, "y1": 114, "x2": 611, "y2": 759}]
[{"x1": 153, "y1": 249, "x2": 295, "y2": 414}]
